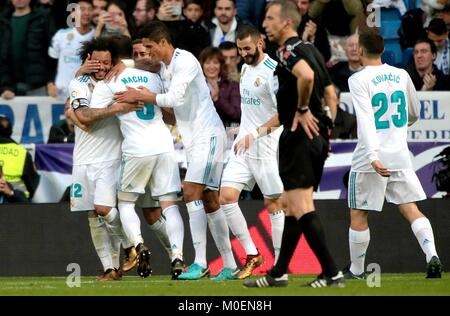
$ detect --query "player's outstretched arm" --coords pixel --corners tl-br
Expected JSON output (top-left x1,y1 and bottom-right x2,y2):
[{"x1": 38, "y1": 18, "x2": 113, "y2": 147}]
[{"x1": 75, "y1": 102, "x2": 143, "y2": 125}]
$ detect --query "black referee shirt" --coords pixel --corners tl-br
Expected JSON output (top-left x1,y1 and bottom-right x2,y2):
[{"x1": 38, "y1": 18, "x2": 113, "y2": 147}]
[{"x1": 275, "y1": 37, "x2": 332, "y2": 127}]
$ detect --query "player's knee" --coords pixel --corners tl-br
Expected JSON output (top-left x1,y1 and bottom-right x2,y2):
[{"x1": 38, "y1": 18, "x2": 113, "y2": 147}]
[
  {"x1": 142, "y1": 207, "x2": 162, "y2": 225},
  {"x1": 219, "y1": 192, "x2": 238, "y2": 205},
  {"x1": 264, "y1": 196, "x2": 282, "y2": 212},
  {"x1": 94, "y1": 205, "x2": 112, "y2": 216},
  {"x1": 350, "y1": 209, "x2": 369, "y2": 229},
  {"x1": 183, "y1": 184, "x2": 203, "y2": 203}
]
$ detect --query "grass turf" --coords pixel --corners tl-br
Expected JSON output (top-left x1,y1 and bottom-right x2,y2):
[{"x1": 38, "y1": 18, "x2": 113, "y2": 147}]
[{"x1": 0, "y1": 274, "x2": 448, "y2": 296}]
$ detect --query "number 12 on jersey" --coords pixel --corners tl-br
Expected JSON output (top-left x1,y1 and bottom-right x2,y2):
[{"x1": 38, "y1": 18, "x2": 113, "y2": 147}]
[{"x1": 371, "y1": 90, "x2": 407, "y2": 130}]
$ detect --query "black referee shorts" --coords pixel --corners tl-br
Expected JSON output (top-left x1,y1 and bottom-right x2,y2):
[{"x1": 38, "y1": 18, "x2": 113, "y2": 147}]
[{"x1": 278, "y1": 127, "x2": 329, "y2": 191}]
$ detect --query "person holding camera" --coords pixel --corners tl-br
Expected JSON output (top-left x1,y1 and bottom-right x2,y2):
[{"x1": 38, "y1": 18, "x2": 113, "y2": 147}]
[
  {"x1": 0, "y1": 165, "x2": 28, "y2": 204},
  {"x1": 95, "y1": 0, "x2": 131, "y2": 38}
]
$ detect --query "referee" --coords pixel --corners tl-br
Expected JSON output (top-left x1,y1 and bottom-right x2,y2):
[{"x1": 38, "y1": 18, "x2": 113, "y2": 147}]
[{"x1": 244, "y1": 0, "x2": 344, "y2": 288}]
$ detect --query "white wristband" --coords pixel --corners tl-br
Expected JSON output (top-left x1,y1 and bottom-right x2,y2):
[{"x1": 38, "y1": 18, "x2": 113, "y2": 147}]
[
  {"x1": 250, "y1": 129, "x2": 259, "y2": 139},
  {"x1": 122, "y1": 59, "x2": 135, "y2": 68}
]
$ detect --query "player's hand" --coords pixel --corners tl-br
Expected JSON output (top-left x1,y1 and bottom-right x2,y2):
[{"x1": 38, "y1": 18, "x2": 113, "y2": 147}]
[
  {"x1": 371, "y1": 160, "x2": 391, "y2": 177},
  {"x1": 79, "y1": 54, "x2": 101, "y2": 75},
  {"x1": 233, "y1": 133, "x2": 255, "y2": 155},
  {"x1": 114, "y1": 86, "x2": 142, "y2": 103},
  {"x1": 291, "y1": 110, "x2": 319, "y2": 140},
  {"x1": 1, "y1": 90, "x2": 15, "y2": 100},
  {"x1": 105, "y1": 62, "x2": 126, "y2": 83},
  {"x1": 113, "y1": 102, "x2": 144, "y2": 114}
]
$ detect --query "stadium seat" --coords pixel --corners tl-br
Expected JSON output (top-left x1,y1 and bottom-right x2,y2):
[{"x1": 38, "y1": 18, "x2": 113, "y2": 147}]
[
  {"x1": 401, "y1": 47, "x2": 414, "y2": 66},
  {"x1": 382, "y1": 50, "x2": 396, "y2": 65},
  {"x1": 380, "y1": 8, "x2": 403, "y2": 65}
]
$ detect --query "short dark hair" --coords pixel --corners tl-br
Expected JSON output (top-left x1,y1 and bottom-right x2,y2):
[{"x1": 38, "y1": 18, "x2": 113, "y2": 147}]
[
  {"x1": 132, "y1": 38, "x2": 142, "y2": 45},
  {"x1": 218, "y1": 41, "x2": 237, "y2": 51},
  {"x1": 69, "y1": 0, "x2": 93, "y2": 4},
  {"x1": 139, "y1": 20, "x2": 173, "y2": 45},
  {"x1": 427, "y1": 18, "x2": 447, "y2": 36},
  {"x1": 184, "y1": 0, "x2": 203, "y2": 8},
  {"x1": 0, "y1": 115, "x2": 13, "y2": 139},
  {"x1": 214, "y1": 0, "x2": 236, "y2": 9},
  {"x1": 109, "y1": 35, "x2": 133, "y2": 61},
  {"x1": 415, "y1": 38, "x2": 438, "y2": 55},
  {"x1": 236, "y1": 24, "x2": 261, "y2": 42},
  {"x1": 359, "y1": 31, "x2": 384, "y2": 57},
  {"x1": 145, "y1": 0, "x2": 160, "y2": 11},
  {"x1": 78, "y1": 37, "x2": 111, "y2": 63}
]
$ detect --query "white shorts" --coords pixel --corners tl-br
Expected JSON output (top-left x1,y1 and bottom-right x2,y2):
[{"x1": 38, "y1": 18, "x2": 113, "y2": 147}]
[
  {"x1": 348, "y1": 169, "x2": 426, "y2": 212},
  {"x1": 185, "y1": 134, "x2": 226, "y2": 190},
  {"x1": 70, "y1": 159, "x2": 120, "y2": 212},
  {"x1": 221, "y1": 154, "x2": 283, "y2": 199},
  {"x1": 118, "y1": 152, "x2": 181, "y2": 202}
]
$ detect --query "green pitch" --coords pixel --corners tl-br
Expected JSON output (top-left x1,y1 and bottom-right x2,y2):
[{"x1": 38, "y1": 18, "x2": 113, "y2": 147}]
[{"x1": 0, "y1": 274, "x2": 449, "y2": 296}]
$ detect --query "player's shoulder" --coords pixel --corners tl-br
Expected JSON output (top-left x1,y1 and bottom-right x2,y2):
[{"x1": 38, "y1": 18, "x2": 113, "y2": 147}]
[
  {"x1": 261, "y1": 55, "x2": 277, "y2": 73},
  {"x1": 348, "y1": 67, "x2": 367, "y2": 84},
  {"x1": 53, "y1": 27, "x2": 73, "y2": 38},
  {"x1": 70, "y1": 75, "x2": 90, "y2": 87}
]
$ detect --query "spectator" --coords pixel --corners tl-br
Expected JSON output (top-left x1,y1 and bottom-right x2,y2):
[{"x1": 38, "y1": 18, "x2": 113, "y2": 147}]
[
  {"x1": 92, "y1": 0, "x2": 108, "y2": 26},
  {"x1": 182, "y1": 0, "x2": 211, "y2": 57},
  {"x1": 132, "y1": 0, "x2": 159, "y2": 36},
  {"x1": 427, "y1": 18, "x2": 449, "y2": 75},
  {"x1": 37, "y1": 0, "x2": 71, "y2": 31},
  {"x1": 405, "y1": 38, "x2": 450, "y2": 91},
  {"x1": 0, "y1": 165, "x2": 28, "y2": 204},
  {"x1": 330, "y1": 87, "x2": 357, "y2": 139},
  {"x1": 199, "y1": 46, "x2": 241, "y2": 127},
  {"x1": 296, "y1": 0, "x2": 331, "y2": 63},
  {"x1": 208, "y1": 0, "x2": 243, "y2": 47},
  {"x1": 235, "y1": 0, "x2": 266, "y2": 29},
  {"x1": 0, "y1": 16, "x2": 12, "y2": 99},
  {"x1": 49, "y1": 0, "x2": 95, "y2": 100},
  {"x1": 218, "y1": 41, "x2": 241, "y2": 82},
  {"x1": 47, "y1": 98, "x2": 76, "y2": 144},
  {"x1": 0, "y1": 116, "x2": 40, "y2": 201},
  {"x1": 435, "y1": 3, "x2": 450, "y2": 28},
  {"x1": 157, "y1": 0, "x2": 184, "y2": 21},
  {"x1": 329, "y1": 34, "x2": 362, "y2": 92},
  {"x1": 0, "y1": 0, "x2": 57, "y2": 99},
  {"x1": 95, "y1": 0, "x2": 131, "y2": 38}
]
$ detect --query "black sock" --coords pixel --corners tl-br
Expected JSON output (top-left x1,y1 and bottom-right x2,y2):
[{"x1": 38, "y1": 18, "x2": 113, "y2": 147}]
[
  {"x1": 270, "y1": 216, "x2": 302, "y2": 278},
  {"x1": 299, "y1": 212, "x2": 338, "y2": 278}
]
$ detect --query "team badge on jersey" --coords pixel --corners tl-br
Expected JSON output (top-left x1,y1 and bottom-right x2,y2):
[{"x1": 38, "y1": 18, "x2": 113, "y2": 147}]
[
  {"x1": 66, "y1": 33, "x2": 74, "y2": 41},
  {"x1": 88, "y1": 83, "x2": 95, "y2": 93},
  {"x1": 254, "y1": 77, "x2": 262, "y2": 87},
  {"x1": 71, "y1": 90, "x2": 77, "y2": 98}
]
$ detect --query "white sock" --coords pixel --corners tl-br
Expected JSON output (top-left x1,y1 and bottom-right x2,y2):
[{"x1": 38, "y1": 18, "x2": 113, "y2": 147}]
[
  {"x1": 149, "y1": 216, "x2": 172, "y2": 259},
  {"x1": 102, "y1": 208, "x2": 124, "y2": 268},
  {"x1": 349, "y1": 228, "x2": 370, "y2": 275},
  {"x1": 207, "y1": 208, "x2": 237, "y2": 270},
  {"x1": 118, "y1": 201, "x2": 143, "y2": 247},
  {"x1": 88, "y1": 217, "x2": 114, "y2": 271},
  {"x1": 270, "y1": 210, "x2": 285, "y2": 264},
  {"x1": 411, "y1": 217, "x2": 438, "y2": 262},
  {"x1": 163, "y1": 205, "x2": 184, "y2": 261},
  {"x1": 222, "y1": 203, "x2": 258, "y2": 255},
  {"x1": 186, "y1": 201, "x2": 208, "y2": 268}
]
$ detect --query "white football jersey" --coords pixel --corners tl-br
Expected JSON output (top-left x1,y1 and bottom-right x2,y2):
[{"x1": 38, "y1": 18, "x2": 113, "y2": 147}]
[
  {"x1": 90, "y1": 68, "x2": 174, "y2": 157},
  {"x1": 235, "y1": 54, "x2": 282, "y2": 159},
  {"x1": 49, "y1": 27, "x2": 95, "y2": 98},
  {"x1": 156, "y1": 49, "x2": 225, "y2": 148},
  {"x1": 69, "y1": 75, "x2": 122, "y2": 166},
  {"x1": 348, "y1": 64, "x2": 420, "y2": 172}
]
